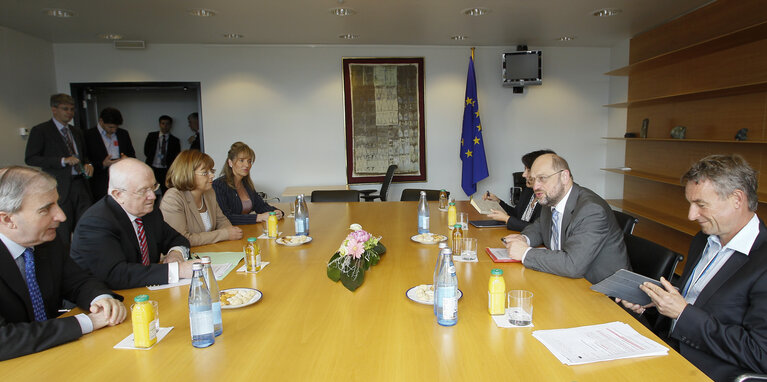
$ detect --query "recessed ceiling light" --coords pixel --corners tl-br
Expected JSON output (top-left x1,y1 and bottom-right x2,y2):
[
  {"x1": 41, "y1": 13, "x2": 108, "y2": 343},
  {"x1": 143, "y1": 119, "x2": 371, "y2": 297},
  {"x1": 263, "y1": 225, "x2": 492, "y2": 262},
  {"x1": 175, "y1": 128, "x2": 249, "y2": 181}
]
[
  {"x1": 462, "y1": 8, "x2": 491, "y2": 16},
  {"x1": 339, "y1": 33, "x2": 359, "y2": 40},
  {"x1": 451, "y1": 35, "x2": 469, "y2": 40},
  {"x1": 189, "y1": 8, "x2": 216, "y2": 17},
  {"x1": 43, "y1": 8, "x2": 76, "y2": 18},
  {"x1": 99, "y1": 33, "x2": 123, "y2": 40},
  {"x1": 557, "y1": 36, "x2": 575, "y2": 41},
  {"x1": 223, "y1": 33, "x2": 243, "y2": 39},
  {"x1": 330, "y1": 7, "x2": 356, "y2": 16},
  {"x1": 592, "y1": 8, "x2": 621, "y2": 17}
]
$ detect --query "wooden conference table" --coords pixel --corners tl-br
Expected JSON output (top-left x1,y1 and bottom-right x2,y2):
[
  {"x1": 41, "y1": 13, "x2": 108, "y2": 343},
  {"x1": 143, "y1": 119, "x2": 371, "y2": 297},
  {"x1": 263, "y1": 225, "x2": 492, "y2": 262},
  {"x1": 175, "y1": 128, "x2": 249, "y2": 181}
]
[{"x1": 1, "y1": 201, "x2": 709, "y2": 381}]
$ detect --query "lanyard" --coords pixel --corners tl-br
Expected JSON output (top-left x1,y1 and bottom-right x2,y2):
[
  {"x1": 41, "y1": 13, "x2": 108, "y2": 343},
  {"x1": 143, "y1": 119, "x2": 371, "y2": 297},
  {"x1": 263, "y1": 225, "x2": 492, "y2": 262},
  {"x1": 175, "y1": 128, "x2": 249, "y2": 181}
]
[{"x1": 682, "y1": 243, "x2": 723, "y2": 298}]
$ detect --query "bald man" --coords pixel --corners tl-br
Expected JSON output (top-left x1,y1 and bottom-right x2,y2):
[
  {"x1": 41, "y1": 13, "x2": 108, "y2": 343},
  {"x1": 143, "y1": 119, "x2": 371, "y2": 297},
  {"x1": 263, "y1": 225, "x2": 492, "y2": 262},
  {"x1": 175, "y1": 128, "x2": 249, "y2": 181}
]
[
  {"x1": 503, "y1": 154, "x2": 630, "y2": 284},
  {"x1": 71, "y1": 158, "x2": 197, "y2": 289}
]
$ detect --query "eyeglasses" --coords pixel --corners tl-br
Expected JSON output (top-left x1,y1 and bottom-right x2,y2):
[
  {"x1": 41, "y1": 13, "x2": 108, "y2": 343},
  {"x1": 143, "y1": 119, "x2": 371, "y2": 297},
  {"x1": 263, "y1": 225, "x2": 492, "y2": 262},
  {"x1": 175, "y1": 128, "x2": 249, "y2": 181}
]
[
  {"x1": 531, "y1": 170, "x2": 564, "y2": 185},
  {"x1": 121, "y1": 183, "x2": 160, "y2": 197},
  {"x1": 195, "y1": 169, "x2": 216, "y2": 177}
]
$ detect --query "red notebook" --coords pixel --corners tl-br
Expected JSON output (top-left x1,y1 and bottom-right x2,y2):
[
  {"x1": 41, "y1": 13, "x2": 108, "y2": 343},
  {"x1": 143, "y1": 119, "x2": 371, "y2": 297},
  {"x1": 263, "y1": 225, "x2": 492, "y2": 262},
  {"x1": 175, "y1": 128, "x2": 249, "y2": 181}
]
[{"x1": 485, "y1": 247, "x2": 521, "y2": 263}]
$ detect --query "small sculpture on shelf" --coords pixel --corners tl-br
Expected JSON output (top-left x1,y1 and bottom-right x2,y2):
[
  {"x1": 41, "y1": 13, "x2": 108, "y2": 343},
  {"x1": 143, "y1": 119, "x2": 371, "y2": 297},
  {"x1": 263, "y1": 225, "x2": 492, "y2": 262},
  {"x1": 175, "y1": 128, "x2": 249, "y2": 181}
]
[
  {"x1": 640, "y1": 118, "x2": 649, "y2": 138},
  {"x1": 670, "y1": 125, "x2": 686, "y2": 139},
  {"x1": 735, "y1": 128, "x2": 748, "y2": 141}
]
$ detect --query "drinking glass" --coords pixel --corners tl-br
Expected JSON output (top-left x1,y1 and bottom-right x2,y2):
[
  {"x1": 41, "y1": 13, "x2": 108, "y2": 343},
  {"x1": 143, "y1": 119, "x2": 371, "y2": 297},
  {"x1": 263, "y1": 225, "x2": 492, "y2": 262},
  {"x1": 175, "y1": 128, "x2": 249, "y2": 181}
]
[
  {"x1": 460, "y1": 238, "x2": 478, "y2": 260},
  {"x1": 507, "y1": 290, "x2": 533, "y2": 326}
]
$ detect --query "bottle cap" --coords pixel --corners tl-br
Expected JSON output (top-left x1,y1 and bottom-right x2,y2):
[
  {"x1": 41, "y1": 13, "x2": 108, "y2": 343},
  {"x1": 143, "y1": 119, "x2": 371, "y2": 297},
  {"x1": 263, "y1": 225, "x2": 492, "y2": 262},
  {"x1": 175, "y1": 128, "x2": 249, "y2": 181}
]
[
  {"x1": 454, "y1": 224, "x2": 461, "y2": 228},
  {"x1": 441, "y1": 248, "x2": 453, "y2": 255},
  {"x1": 440, "y1": 189, "x2": 446, "y2": 192},
  {"x1": 449, "y1": 202, "x2": 455, "y2": 206},
  {"x1": 247, "y1": 237, "x2": 257, "y2": 242},
  {"x1": 269, "y1": 211, "x2": 276, "y2": 215},
  {"x1": 420, "y1": 191, "x2": 426, "y2": 195},
  {"x1": 438, "y1": 242, "x2": 447, "y2": 249},
  {"x1": 200, "y1": 256, "x2": 211, "y2": 264},
  {"x1": 192, "y1": 263, "x2": 203, "y2": 271},
  {"x1": 134, "y1": 294, "x2": 149, "y2": 302},
  {"x1": 491, "y1": 269, "x2": 503, "y2": 276}
]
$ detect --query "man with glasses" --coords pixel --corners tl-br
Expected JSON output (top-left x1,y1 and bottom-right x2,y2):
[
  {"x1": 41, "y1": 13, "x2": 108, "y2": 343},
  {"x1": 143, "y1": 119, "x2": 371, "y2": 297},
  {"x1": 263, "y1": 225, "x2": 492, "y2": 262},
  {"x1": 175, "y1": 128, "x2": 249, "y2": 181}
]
[
  {"x1": 25, "y1": 94, "x2": 94, "y2": 250},
  {"x1": 71, "y1": 158, "x2": 197, "y2": 289},
  {"x1": 503, "y1": 153, "x2": 629, "y2": 284}
]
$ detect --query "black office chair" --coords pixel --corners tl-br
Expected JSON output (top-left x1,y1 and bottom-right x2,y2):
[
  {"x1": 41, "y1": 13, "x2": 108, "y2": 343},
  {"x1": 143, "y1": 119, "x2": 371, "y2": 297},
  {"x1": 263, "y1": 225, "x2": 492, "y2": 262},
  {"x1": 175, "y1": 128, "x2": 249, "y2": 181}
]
[
  {"x1": 624, "y1": 233, "x2": 684, "y2": 281},
  {"x1": 735, "y1": 373, "x2": 767, "y2": 382},
  {"x1": 510, "y1": 171, "x2": 525, "y2": 207},
  {"x1": 613, "y1": 210, "x2": 638, "y2": 235},
  {"x1": 359, "y1": 164, "x2": 397, "y2": 202},
  {"x1": 310, "y1": 190, "x2": 361, "y2": 202},
  {"x1": 400, "y1": 189, "x2": 448, "y2": 202}
]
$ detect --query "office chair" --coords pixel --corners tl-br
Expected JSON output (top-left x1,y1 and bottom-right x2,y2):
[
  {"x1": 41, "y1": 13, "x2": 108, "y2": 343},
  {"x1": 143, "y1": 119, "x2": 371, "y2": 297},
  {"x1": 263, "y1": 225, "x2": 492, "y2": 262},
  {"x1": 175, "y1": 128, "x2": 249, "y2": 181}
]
[
  {"x1": 735, "y1": 374, "x2": 767, "y2": 382},
  {"x1": 613, "y1": 210, "x2": 638, "y2": 235},
  {"x1": 400, "y1": 189, "x2": 448, "y2": 202},
  {"x1": 624, "y1": 233, "x2": 684, "y2": 281},
  {"x1": 310, "y1": 190, "x2": 361, "y2": 202},
  {"x1": 510, "y1": 171, "x2": 525, "y2": 206},
  {"x1": 359, "y1": 164, "x2": 397, "y2": 202}
]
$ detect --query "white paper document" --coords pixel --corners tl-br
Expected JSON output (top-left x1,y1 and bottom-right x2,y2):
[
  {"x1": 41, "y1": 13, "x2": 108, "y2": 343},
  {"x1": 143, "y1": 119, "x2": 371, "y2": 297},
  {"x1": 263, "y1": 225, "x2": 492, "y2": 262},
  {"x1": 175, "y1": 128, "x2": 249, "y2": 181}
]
[
  {"x1": 532, "y1": 321, "x2": 668, "y2": 365},
  {"x1": 147, "y1": 263, "x2": 231, "y2": 290}
]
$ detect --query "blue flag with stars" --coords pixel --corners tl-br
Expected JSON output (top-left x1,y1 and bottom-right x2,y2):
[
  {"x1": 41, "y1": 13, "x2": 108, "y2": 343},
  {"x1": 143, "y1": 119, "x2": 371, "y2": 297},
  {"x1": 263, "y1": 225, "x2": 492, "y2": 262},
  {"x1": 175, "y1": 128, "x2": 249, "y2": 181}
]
[{"x1": 460, "y1": 51, "x2": 489, "y2": 196}]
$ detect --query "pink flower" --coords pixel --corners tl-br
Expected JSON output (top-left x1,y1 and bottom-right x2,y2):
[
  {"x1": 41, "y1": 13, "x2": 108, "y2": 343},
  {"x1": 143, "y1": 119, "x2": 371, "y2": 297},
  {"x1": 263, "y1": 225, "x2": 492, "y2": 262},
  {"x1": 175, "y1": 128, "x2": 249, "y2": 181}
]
[
  {"x1": 345, "y1": 238, "x2": 365, "y2": 259},
  {"x1": 350, "y1": 229, "x2": 371, "y2": 243}
]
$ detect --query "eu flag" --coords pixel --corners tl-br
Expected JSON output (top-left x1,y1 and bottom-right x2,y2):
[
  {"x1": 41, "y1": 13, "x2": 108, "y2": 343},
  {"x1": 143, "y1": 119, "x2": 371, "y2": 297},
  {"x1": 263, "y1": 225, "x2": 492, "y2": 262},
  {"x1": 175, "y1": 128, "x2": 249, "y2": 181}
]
[{"x1": 460, "y1": 51, "x2": 489, "y2": 196}]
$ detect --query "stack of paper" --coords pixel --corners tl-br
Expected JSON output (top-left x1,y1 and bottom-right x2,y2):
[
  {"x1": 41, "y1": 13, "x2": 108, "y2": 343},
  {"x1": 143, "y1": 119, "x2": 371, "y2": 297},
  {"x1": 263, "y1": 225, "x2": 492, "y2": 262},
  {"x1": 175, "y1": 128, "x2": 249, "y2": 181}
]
[{"x1": 532, "y1": 321, "x2": 668, "y2": 365}]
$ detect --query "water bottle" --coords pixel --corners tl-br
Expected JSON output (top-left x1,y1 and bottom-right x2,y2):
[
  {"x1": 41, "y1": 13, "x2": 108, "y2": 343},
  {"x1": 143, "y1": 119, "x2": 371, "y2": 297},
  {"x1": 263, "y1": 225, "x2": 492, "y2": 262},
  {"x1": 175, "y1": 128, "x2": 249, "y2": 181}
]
[
  {"x1": 200, "y1": 256, "x2": 223, "y2": 336},
  {"x1": 435, "y1": 248, "x2": 458, "y2": 326},
  {"x1": 434, "y1": 243, "x2": 448, "y2": 315},
  {"x1": 295, "y1": 194, "x2": 309, "y2": 236},
  {"x1": 417, "y1": 191, "x2": 429, "y2": 233},
  {"x1": 188, "y1": 263, "x2": 215, "y2": 348},
  {"x1": 438, "y1": 190, "x2": 448, "y2": 211}
]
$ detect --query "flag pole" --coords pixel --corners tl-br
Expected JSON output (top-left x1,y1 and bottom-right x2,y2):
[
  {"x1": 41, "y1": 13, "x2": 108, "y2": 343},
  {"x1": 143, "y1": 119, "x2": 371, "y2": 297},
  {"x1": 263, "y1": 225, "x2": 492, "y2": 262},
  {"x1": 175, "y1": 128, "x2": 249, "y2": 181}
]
[{"x1": 471, "y1": 47, "x2": 475, "y2": 60}]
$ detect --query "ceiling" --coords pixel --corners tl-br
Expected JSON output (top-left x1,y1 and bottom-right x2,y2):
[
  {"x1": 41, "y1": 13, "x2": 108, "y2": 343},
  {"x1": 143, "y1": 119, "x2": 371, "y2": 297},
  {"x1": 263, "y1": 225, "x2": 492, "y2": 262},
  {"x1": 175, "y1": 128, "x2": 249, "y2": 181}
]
[{"x1": 1, "y1": 0, "x2": 713, "y2": 47}]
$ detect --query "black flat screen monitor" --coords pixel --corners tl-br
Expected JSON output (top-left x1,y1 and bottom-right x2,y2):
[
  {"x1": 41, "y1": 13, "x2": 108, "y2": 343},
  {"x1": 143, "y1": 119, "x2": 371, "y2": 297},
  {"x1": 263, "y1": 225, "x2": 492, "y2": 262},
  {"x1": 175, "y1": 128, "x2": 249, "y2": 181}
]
[{"x1": 502, "y1": 51, "x2": 542, "y2": 87}]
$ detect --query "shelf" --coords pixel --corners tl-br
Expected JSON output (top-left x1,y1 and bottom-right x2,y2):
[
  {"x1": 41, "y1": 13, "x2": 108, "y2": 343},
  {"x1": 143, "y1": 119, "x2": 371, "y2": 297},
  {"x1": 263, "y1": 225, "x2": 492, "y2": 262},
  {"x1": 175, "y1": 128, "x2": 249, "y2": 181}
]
[
  {"x1": 607, "y1": 199, "x2": 699, "y2": 236},
  {"x1": 624, "y1": 81, "x2": 767, "y2": 107},
  {"x1": 601, "y1": 137, "x2": 767, "y2": 144},
  {"x1": 606, "y1": 20, "x2": 767, "y2": 77},
  {"x1": 603, "y1": 102, "x2": 627, "y2": 108}
]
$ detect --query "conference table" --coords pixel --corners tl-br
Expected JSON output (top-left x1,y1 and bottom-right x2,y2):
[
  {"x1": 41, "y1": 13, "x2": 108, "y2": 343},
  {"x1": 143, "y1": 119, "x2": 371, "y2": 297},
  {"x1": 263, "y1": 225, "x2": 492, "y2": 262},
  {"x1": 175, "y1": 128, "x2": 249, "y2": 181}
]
[{"x1": 1, "y1": 201, "x2": 710, "y2": 381}]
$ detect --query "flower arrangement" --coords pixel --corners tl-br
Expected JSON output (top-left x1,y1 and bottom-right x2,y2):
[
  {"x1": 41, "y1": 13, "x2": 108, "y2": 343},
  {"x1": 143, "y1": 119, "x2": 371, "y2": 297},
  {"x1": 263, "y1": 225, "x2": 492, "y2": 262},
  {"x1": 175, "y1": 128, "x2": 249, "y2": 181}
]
[{"x1": 327, "y1": 224, "x2": 386, "y2": 291}]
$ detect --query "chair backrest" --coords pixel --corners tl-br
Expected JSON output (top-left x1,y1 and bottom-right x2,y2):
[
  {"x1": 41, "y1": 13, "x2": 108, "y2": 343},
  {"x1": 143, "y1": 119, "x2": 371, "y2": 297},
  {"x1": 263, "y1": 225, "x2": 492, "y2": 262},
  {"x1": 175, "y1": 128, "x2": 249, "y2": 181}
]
[
  {"x1": 613, "y1": 210, "x2": 638, "y2": 235},
  {"x1": 379, "y1": 164, "x2": 398, "y2": 201},
  {"x1": 400, "y1": 189, "x2": 448, "y2": 202},
  {"x1": 310, "y1": 190, "x2": 360, "y2": 202},
  {"x1": 624, "y1": 233, "x2": 684, "y2": 281}
]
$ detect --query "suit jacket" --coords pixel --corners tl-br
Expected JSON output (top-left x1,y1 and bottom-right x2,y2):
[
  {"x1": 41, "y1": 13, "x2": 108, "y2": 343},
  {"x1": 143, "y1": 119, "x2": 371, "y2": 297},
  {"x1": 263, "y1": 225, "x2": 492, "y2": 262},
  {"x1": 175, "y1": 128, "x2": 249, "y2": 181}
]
[
  {"x1": 0, "y1": 236, "x2": 119, "y2": 361},
  {"x1": 662, "y1": 219, "x2": 767, "y2": 382},
  {"x1": 520, "y1": 183, "x2": 630, "y2": 284},
  {"x1": 143, "y1": 131, "x2": 180, "y2": 168},
  {"x1": 25, "y1": 119, "x2": 91, "y2": 201},
  {"x1": 159, "y1": 188, "x2": 233, "y2": 246},
  {"x1": 212, "y1": 177, "x2": 279, "y2": 225},
  {"x1": 84, "y1": 126, "x2": 136, "y2": 200},
  {"x1": 499, "y1": 187, "x2": 542, "y2": 231},
  {"x1": 70, "y1": 196, "x2": 190, "y2": 289},
  {"x1": 190, "y1": 133, "x2": 200, "y2": 151}
]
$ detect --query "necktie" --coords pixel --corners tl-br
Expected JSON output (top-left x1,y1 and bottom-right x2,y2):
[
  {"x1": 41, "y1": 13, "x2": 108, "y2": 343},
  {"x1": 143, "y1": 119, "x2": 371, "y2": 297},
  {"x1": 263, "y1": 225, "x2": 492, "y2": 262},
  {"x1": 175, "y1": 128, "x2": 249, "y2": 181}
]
[
  {"x1": 23, "y1": 248, "x2": 48, "y2": 322},
  {"x1": 136, "y1": 218, "x2": 151, "y2": 266},
  {"x1": 60, "y1": 127, "x2": 76, "y2": 157},
  {"x1": 550, "y1": 209, "x2": 560, "y2": 250},
  {"x1": 160, "y1": 135, "x2": 167, "y2": 166}
]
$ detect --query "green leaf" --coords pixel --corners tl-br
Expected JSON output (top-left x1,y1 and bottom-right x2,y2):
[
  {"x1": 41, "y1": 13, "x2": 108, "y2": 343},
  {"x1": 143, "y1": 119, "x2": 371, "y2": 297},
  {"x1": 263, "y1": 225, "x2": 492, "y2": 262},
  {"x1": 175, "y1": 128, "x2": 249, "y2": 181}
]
[
  {"x1": 373, "y1": 242, "x2": 386, "y2": 255},
  {"x1": 340, "y1": 262, "x2": 365, "y2": 291},
  {"x1": 368, "y1": 252, "x2": 380, "y2": 267},
  {"x1": 327, "y1": 253, "x2": 342, "y2": 282}
]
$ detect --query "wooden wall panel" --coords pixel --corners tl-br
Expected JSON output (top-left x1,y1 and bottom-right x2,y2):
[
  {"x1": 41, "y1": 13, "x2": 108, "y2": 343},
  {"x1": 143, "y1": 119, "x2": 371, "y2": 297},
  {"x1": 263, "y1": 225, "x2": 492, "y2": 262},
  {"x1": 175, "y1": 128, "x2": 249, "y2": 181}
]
[{"x1": 631, "y1": 219, "x2": 694, "y2": 274}]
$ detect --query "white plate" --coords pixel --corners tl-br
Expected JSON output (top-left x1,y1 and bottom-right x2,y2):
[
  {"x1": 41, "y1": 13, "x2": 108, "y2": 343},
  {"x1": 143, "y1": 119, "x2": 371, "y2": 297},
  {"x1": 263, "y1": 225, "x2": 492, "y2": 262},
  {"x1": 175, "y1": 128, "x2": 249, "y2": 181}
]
[
  {"x1": 220, "y1": 288, "x2": 262, "y2": 309},
  {"x1": 276, "y1": 236, "x2": 312, "y2": 246},
  {"x1": 410, "y1": 233, "x2": 448, "y2": 245},
  {"x1": 406, "y1": 284, "x2": 463, "y2": 305}
]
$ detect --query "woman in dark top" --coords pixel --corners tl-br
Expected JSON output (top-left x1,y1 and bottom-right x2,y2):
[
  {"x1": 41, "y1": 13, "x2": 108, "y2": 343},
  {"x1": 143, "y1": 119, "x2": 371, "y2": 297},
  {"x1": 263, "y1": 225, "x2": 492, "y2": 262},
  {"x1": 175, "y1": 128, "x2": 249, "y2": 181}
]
[
  {"x1": 212, "y1": 142, "x2": 283, "y2": 225},
  {"x1": 483, "y1": 149, "x2": 554, "y2": 231}
]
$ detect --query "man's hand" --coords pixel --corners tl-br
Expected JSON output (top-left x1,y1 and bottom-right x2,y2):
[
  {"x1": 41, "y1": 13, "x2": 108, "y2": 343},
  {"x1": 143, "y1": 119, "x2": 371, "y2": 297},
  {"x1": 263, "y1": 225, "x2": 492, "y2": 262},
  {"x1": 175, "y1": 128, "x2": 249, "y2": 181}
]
[
  {"x1": 179, "y1": 260, "x2": 200, "y2": 279},
  {"x1": 483, "y1": 192, "x2": 500, "y2": 202},
  {"x1": 228, "y1": 226, "x2": 243, "y2": 241},
  {"x1": 487, "y1": 209, "x2": 510, "y2": 223},
  {"x1": 274, "y1": 210, "x2": 284, "y2": 220},
  {"x1": 256, "y1": 212, "x2": 269, "y2": 223},
  {"x1": 640, "y1": 277, "x2": 688, "y2": 319},
  {"x1": 506, "y1": 239, "x2": 529, "y2": 261},
  {"x1": 188, "y1": 135, "x2": 196, "y2": 144},
  {"x1": 102, "y1": 155, "x2": 120, "y2": 168},
  {"x1": 83, "y1": 164, "x2": 94, "y2": 177},
  {"x1": 162, "y1": 250, "x2": 185, "y2": 264},
  {"x1": 63, "y1": 156, "x2": 80, "y2": 166},
  {"x1": 88, "y1": 298, "x2": 127, "y2": 330},
  {"x1": 615, "y1": 298, "x2": 656, "y2": 315}
]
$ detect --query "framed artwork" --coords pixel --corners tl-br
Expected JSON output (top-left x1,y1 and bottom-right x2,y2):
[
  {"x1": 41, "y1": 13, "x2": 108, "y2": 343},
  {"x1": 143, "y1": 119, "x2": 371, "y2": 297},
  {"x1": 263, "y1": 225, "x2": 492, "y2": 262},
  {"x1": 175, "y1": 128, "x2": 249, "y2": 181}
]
[{"x1": 342, "y1": 57, "x2": 426, "y2": 184}]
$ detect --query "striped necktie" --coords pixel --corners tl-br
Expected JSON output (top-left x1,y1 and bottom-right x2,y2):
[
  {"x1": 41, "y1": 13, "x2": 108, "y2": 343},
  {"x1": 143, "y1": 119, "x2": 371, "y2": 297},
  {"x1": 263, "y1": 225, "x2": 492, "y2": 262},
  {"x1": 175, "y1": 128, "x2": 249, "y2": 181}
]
[
  {"x1": 551, "y1": 209, "x2": 560, "y2": 250},
  {"x1": 23, "y1": 248, "x2": 48, "y2": 321},
  {"x1": 135, "y1": 218, "x2": 150, "y2": 266}
]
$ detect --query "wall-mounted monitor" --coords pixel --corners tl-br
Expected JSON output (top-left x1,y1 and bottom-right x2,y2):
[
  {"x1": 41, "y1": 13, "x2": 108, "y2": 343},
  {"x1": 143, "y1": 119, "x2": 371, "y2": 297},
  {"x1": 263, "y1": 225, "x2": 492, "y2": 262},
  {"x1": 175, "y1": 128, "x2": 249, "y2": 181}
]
[{"x1": 502, "y1": 51, "x2": 542, "y2": 87}]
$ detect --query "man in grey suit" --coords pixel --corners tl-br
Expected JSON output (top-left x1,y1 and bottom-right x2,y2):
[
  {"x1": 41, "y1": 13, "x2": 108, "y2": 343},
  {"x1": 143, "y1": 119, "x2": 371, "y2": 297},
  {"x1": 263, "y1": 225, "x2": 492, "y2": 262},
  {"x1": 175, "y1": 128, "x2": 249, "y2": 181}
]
[{"x1": 503, "y1": 153, "x2": 629, "y2": 284}]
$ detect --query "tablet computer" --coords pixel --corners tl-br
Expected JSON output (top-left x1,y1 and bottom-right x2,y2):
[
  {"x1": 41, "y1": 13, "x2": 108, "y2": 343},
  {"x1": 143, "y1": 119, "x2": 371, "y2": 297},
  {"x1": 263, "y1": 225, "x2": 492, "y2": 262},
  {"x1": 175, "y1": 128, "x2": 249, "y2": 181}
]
[{"x1": 470, "y1": 220, "x2": 506, "y2": 228}]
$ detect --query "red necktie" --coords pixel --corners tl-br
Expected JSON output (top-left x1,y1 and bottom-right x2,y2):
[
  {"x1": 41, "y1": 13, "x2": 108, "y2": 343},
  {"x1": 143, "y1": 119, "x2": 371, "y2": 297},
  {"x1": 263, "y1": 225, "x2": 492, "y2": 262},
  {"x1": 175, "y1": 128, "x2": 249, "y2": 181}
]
[{"x1": 135, "y1": 218, "x2": 150, "y2": 266}]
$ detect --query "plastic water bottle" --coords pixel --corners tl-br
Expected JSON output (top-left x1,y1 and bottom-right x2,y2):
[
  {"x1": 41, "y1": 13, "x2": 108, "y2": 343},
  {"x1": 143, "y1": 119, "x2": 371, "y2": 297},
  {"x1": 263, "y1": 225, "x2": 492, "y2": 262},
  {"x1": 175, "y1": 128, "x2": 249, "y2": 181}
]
[
  {"x1": 417, "y1": 191, "x2": 429, "y2": 233},
  {"x1": 295, "y1": 194, "x2": 309, "y2": 236},
  {"x1": 434, "y1": 243, "x2": 448, "y2": 315},
  {"x1": 188, "y1": 263, "x2": 215, "y2": 348},
  {"x1": 200, "y1": 256, "x2": 223, "y2": 336},
  {"x1": 435, "y1": 248, "x2": 458, "y2": 326}
]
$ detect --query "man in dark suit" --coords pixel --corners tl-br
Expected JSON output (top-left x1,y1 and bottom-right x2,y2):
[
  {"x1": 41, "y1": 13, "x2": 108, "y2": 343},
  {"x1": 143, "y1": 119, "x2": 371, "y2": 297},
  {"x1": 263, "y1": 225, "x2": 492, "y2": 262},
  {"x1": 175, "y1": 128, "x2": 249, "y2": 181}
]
[
  {"x1": 187, "y1": 112, "x2": 201, "y2": 151},
  {"x1": 504, "y1": 153, "x2": 630, "y2": 284},
  {"x1": 25, "y1": 94, "x2": 94, "y2": 249},
  {"x1": 84, "y1": 107, "x2": 136, "y2": 201},
  {"x1": 71, "y1": 158, "x2": 197, "y2": 290},
  {"x1": 0, "y1": 166, "x2": 125, "y2": 361},
  {"x1": 620, "y1": 154, "x2": 767, "y2": 382},
  {"x1": 143, "y1": 115, "x2": 180, "y2": 194}
]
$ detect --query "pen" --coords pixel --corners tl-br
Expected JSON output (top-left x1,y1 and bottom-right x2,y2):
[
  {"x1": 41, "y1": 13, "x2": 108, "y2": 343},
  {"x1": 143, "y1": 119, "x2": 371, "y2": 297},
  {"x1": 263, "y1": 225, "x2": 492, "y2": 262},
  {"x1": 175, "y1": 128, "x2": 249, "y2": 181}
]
[{"x1": 500, "y1": 237, "x2": 507, "y2": 244}]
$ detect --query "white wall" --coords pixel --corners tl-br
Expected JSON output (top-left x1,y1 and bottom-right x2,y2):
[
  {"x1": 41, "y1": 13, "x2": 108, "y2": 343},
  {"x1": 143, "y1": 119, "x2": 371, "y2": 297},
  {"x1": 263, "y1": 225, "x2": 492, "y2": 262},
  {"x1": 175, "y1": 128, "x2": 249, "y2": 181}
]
[
  {"x1": 51, "y1": 43, "x2": 611, "y2": 201},
  {"x1": 0, "y1": 27, "x2": 56, "y2": 167},
  {"x1": 605, "y1": 38, "x2": 630, "y2": 200}
]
